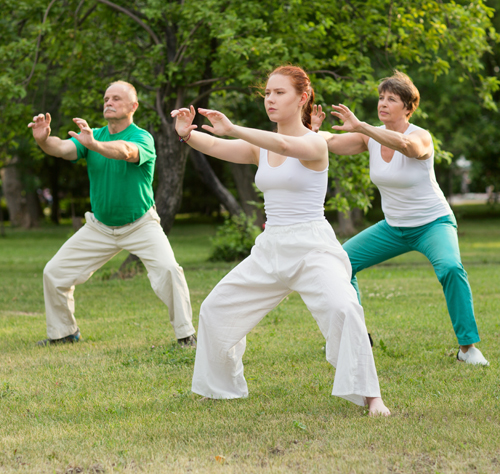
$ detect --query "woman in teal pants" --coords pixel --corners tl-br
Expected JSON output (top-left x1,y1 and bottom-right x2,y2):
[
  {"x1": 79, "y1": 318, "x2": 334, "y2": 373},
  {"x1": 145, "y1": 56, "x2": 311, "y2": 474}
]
[{"x1": 313, "y1": 71, "x2": 488, "y2": 365}]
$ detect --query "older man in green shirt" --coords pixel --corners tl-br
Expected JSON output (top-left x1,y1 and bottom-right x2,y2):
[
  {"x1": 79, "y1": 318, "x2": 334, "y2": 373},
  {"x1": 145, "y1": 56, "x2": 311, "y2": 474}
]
[{"x1": 28, "y1": 81, "x2": 196, "y2": 347}]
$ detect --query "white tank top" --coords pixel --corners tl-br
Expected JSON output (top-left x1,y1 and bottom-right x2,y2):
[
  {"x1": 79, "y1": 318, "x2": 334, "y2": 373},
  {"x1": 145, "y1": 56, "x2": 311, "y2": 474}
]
[
  {"x1": 368, "y1": 123, "x2": 452, "y2": 227},
  {"x1": 255, "y1": 148, "x2": 328, "y2": 226}
]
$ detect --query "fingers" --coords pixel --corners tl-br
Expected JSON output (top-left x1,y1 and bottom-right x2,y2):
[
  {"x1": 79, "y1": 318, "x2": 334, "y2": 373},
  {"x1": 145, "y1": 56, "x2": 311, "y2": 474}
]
[
  {"x1": 28, "y1": 113, "x2": 50, "y2": 128},
  {"x1": 170, "y1": 107, "x2": 194, "y2": 118},
  {"x1": 201, "y1": 124, "x2": 215, "y2": 133},
  {"x1": 198, "y1": 108, "x2": 222, "y2": 119},
  {"x1": 72, "y1": 118, "x2": 91, "y2": 131},
  {"x1": 331, "y1": 104, "x2": 351, "y2": 115}
]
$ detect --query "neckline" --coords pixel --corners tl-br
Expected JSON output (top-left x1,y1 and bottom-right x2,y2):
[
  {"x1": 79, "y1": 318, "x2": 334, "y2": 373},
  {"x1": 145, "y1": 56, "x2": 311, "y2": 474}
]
[
  {"x1": 377, "y1": 123, "x2": 413, "y2": 163},
  {"x1": 264, "y1": 130, "x2": 315, "y2": 168},
  {"x1": 266, "y1": 150, "x2": 287, "y2": 169}
]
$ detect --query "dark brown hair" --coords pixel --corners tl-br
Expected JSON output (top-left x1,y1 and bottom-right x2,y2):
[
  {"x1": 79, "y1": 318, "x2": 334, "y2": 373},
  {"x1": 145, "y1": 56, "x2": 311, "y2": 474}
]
[
  {"x1": 378, "y1": 71, "x2": 420, "y2": 118},
  {"x1": 269, "y1": 65, "x2": 315, "y2": 129}
]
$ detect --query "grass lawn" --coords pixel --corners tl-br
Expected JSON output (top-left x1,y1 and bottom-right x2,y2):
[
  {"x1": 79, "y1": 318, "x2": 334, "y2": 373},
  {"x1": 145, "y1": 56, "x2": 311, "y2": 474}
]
[{"x1": 0, "y1": 217, "x2": 499, "y2": 473}]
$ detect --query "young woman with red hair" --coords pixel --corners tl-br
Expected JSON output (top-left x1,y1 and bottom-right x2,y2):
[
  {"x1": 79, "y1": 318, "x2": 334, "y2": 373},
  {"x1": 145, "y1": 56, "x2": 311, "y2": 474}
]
[{"x1": 171, "y1": 66, "x2": 390, "y2": 415}]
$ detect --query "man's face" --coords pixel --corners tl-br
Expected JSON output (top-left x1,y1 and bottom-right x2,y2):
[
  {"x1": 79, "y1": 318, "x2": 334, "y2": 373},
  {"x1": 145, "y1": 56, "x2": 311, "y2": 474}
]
[{"x1": 103, "y1": 84, "x2": 137, "y2": 121}]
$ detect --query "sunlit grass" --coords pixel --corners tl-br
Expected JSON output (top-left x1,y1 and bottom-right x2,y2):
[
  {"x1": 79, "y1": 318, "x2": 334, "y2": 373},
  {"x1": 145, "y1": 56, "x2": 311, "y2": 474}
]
[{"x1": 1, "y1": 218, "x2": 499, "y2": 473}]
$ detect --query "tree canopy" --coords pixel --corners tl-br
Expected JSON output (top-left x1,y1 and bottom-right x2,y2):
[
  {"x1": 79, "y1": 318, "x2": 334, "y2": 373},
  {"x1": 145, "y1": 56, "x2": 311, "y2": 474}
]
[{"x1": 1, "y1": 0, "x2": 499, "y2": 226}]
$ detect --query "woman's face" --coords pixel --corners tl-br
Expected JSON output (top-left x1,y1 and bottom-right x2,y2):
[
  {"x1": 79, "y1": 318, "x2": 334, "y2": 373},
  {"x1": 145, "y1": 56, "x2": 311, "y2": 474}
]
[
  {"x1": 264, "y1": 74, "x2": 306, "y2": 123},
  {"x1": 378, "y1": 90, "x2": 409, "y2": 123}
]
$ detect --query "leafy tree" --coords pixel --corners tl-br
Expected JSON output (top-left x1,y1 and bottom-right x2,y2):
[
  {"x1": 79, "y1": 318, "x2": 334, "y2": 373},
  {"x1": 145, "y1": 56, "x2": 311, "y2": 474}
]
[{"x1": 0, "y1": 0, "x2": 498, "y2": 230}]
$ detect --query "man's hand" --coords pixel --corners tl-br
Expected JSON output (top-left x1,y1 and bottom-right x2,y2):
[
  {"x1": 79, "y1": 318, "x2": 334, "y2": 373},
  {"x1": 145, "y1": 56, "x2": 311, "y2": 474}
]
[
  {"x1": 28, "y1": 113, "x2": 52, "y2": 144},
  {"x1": 198, "y1": 108, "x2": 234, "y2": 136},
  {"x1": 170, "y1": 105, "x2": 198, "y2": 137},
  {"x1": 68, "y1": 118, "x2": 96, "y2": 149},
  {"x1": 311, "y1": 105, "x2": 326, "y2": 132}
]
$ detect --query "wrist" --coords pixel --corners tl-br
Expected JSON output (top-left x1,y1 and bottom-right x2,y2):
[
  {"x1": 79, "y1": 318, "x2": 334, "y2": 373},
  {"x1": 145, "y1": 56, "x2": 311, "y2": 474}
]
[
  {"x1": 229, "y1": 124, "x2": 241, "y2": 139},
  {"x1": 176, "y1": 130, "x2": 191, "y2": 143},
  {"x1": 354, "y1": 121, "x2": 368, "y2": 134}
]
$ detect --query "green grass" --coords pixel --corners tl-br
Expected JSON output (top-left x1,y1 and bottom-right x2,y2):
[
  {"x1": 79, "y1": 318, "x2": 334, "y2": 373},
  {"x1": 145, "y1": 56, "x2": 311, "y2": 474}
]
[{"x1": 1, "y1": 218, "x2": 499, "y2": 473}]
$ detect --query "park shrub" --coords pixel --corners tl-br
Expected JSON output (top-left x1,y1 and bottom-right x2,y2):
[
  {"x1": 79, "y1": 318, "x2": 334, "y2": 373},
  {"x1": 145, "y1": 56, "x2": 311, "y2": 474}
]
[{"x1": 209, "y1": 212, "x2": 261, "y2": 262}]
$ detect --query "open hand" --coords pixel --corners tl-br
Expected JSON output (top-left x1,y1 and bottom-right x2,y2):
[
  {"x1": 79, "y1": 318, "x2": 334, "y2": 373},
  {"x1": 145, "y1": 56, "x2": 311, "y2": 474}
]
[
  {"x1": 331, "y1": 104, "x2": 362, "y2": 132},
  {"x1": 198, "y1": 108, "x2": 234, "y2": 136},
  {"x1": 311, "y1": 105, "x2": 326, "y2": 132},
  {"x1": 170, "y1": 105, "x2": 198, "y2": 137},
  {"x1": 68, "y1": 118, "x2": 95, "y2": 148},
  {"x1": 28, "y1": 113, "x2": 52, "y2": 143}
]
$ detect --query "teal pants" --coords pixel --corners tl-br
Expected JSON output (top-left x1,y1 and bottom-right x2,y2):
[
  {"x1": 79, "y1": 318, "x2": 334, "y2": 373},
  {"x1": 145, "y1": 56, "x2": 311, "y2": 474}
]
[{"x1": 342, "y1": 214, "x2": 480, "y2": 346}]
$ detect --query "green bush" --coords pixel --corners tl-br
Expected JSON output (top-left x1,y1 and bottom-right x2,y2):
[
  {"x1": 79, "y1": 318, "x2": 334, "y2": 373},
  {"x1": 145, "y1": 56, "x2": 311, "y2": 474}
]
[{"x1": 209, "y1": 212, "x2": 262, "y2": 262}]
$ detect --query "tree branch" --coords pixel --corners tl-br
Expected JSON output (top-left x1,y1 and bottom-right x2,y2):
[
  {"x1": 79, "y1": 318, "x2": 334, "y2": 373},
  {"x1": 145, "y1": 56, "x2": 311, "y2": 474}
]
[
  {"x1": 187, "y1": 77, "x2": 227, "y2": 88},
  {"x1": 78, "y1": 4, "x2": 98, "y2": 27},
  {"x1": 173, "y1": 20, "x2": 203, "y2": 65},
  {"x1": 22, "y1": 0, "x2": 57, "y2": 87},
  {"x1": 95, "y1": 0, "x2": 161, "y2": 45},
  {"x1": 307, "y1": 70, "x2": 354, "y2": 81},
  {"x1": 191, "y1": 86, "x2": 247, "y2": 106}
]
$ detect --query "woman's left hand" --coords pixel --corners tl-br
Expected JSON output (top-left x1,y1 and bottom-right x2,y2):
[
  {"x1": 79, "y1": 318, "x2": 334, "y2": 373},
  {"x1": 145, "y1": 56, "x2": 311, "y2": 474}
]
[
  {"x1": 331, "y1": 104, "x2": 362, "y2": 133},
  {"x1": 198, "y1": 108, "x2": 234, "y2": 136}
]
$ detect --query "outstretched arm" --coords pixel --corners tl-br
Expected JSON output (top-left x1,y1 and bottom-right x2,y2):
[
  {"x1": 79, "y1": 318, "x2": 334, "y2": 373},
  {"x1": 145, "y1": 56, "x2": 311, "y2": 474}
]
[
  {"x1": 171, "y1": 106, "x2": 259, "y2": 165},
  {"x1": 197, "y1": 108, "x2": 327, "y2": 163},
  {"x1": 28, "y1": 113, "x2": 77, "y2": 161},
  {"x1": 68, "y1": 118, "x2": 139, "y2": 163},
  {"x1": 331, "y1": 104, "x2": 432, "y2": 160}
]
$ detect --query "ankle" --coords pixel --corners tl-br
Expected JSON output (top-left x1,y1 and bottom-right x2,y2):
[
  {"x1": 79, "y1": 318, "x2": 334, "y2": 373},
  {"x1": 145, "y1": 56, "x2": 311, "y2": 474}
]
[{"x1": 460, "y1": 344, "x2": 474, "y2": 353}]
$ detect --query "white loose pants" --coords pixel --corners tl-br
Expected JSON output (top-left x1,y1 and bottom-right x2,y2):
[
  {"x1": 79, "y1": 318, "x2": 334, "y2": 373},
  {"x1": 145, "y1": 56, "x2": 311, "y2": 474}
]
[
  {"x1": 43, "y1": 207, "x2": 194, "y2": 340},
  {"x1": 192, "y1": 220, "x2": 381, "y2": 406}
]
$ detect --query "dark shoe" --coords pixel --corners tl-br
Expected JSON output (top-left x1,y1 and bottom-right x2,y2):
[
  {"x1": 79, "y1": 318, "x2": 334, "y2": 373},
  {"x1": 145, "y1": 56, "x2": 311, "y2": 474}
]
[
  {"x1": 177, "y1": 334, "x2": 197, "y2": 348},
  {"x1": 37, "y1": 328, "x2": 81, "y2": 347}
]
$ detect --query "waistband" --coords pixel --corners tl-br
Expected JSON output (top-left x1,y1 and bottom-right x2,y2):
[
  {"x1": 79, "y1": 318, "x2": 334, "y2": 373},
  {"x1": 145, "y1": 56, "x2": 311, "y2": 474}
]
[{"x1": 264, "y1": 219, "x2": 329, "y2": 234}]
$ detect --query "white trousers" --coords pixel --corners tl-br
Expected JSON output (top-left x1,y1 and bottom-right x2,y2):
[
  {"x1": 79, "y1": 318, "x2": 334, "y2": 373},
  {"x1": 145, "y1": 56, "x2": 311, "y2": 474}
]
[
  {"x1": 43, "y1": 207, "x2": 194, "y2": 340},
  {"x1": 192, "y1": 220, "x2": 381, "y2": 406}
]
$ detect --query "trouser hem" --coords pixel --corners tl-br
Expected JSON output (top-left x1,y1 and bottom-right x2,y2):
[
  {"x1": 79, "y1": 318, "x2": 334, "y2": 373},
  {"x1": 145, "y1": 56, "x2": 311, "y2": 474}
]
[{"x1": 458, "y1": 337, "x2": 481, "y2": 346}]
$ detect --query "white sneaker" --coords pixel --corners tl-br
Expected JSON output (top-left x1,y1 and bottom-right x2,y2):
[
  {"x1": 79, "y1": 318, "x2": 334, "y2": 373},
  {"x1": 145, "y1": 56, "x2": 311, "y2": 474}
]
[{"x1": 457, "y1": 347, "x2": 489, "y2": 366}]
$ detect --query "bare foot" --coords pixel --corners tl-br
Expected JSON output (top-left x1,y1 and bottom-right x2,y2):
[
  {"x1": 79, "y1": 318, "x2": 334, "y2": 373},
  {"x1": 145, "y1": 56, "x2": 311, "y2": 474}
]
[{"x1": 365, "y1": 397, "x2": 391, "y2": 417}]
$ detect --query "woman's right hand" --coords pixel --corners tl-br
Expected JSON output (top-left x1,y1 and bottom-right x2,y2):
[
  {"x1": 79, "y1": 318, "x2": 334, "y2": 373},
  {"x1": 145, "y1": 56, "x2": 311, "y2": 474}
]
[
  {"x1": 170, "y1": 105, "x2": 198, "y2": 137},
  {"x1": 331, "y1": 104, "x2": 362, "y2": 133}
]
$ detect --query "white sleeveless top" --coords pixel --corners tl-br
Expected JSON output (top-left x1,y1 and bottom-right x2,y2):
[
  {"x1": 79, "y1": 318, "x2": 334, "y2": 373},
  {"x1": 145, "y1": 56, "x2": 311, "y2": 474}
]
[
  {"x1": 255, "y1": 148, "x2": 328, "y2": 226},
  {"x1": 368, "y1": 123, "x2": 452, "y2": 227}
]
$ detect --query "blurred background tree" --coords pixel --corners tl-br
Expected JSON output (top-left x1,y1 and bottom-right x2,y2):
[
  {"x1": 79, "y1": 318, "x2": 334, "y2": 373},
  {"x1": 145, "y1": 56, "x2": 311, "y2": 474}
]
[{"x1": 0, "y1": 0, "x2": 498, "y2": 235}]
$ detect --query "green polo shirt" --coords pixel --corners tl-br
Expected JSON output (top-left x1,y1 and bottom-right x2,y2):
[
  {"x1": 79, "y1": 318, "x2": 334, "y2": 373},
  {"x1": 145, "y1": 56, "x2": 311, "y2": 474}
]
[{"x1": 71, "y1": 123, "x2": 156, "y2": 226}]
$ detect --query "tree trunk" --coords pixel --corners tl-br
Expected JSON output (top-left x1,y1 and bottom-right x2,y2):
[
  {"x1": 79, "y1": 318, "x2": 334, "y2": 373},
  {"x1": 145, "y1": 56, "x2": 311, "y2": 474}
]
[
  {"x1": 49, "y1": 157, "x2": 60, "y2": 224},
  {"x1": 229, "y1": 162, "x2": 265, "y2": 226},
  {"x1": 0, "y1": 160, "x2": 41, "y2": 229},
  {"x1": 0, "y1": 187, "x2": 4, "y2": 237},
  {"x1": 1, "y1": 158, "x2": 25, "y2": 227},
  {"x1": 190, "y1": 149, "x2": 243, "y2": 216},
  {"x1": 25, "y1": 191, "x2": 42, "y2": 228},
  {"x1": 116, "y1": 125, "x2": 189, "y2": 277},
  {"x1": 337, "y1": 208, "x2": 362, "y2": 237},
  {"x1": 153, "y1": 126, "x2": 190, "y2": 235}
]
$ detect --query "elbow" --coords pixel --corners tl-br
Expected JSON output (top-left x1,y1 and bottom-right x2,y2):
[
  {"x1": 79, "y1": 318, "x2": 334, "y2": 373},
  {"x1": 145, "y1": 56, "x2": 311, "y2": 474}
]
[
  {"x1": 124, "y1": 145, "x2": 139, "y2": 163},
  {"x1": 400, "y1": 138, "x2": 414, "y2": 158}
]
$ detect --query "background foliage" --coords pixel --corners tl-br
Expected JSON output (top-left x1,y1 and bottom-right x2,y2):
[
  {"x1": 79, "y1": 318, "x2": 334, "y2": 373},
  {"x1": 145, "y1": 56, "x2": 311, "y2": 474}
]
[{"x1": 1, "y1": 0, "x2": 499, "y2": 226}]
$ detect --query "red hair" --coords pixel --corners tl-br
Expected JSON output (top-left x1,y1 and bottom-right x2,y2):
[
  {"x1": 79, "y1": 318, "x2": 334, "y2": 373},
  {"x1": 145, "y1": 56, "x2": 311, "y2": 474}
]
[{"x1": 268, "y1": 66, "x2": 315, "y2": 129}]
